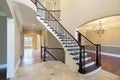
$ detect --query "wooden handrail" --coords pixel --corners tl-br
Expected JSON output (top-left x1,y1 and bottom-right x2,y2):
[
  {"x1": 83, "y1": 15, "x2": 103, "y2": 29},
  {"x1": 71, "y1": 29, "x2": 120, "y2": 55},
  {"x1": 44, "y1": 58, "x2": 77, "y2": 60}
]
[
  {"x1": 77, "y1": 31, "x2": 96, "y2": 45},
  {"x1": 32, "y1": 0, "x2": 82, "y2": 47},
  {"x1": 37, "y1": 8, "x2": 61, "y2": 12}
]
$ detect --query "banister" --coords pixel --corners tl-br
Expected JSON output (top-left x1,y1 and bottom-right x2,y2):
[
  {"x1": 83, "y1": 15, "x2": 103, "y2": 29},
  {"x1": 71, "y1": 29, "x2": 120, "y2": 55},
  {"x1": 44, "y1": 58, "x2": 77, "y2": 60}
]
[
  {"x1": 77, "y1": 31, "x2": 96, "y2": 45},
  {"x1": 32, "y1": 0, "x2": 82, "y2": 47},
  {"x1": 45, "y1": 50, "x2": 58, "y2": 60},
  {"x1": 41, "y1": 46, "x2": 65, "y2": 61}
]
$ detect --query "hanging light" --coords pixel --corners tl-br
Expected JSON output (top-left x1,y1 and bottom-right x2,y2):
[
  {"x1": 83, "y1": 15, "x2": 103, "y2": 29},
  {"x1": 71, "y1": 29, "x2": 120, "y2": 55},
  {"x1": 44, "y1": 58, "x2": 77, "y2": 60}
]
[{"x1": 95, "y1": 20, "x2": 107, "y2": 37}]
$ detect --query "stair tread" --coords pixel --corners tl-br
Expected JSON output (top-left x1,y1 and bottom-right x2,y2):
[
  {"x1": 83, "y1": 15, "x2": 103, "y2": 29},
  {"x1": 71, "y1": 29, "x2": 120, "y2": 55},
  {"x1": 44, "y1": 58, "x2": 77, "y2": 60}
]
[
  {"x1": 73, "y1": 56, "x2": 90, "y2": 60},
  {"x1": 77, "y1": 60, "x2": 94, "y2": 65},
  {"x1": 56, "y1": 34, "x2": 63, "y2": 36},
  {"x1": 63, "y1": 42, "x2": 77, "y2": 44},
  {"x1": 67, "y1": 48, "x2": 80, "y2": 51},
  {"x1": 61, "y1": 39, "x2": 74, "y2": 41},
  {"x1": 65, "y1": 45, "x2": 78, "y2": 47},
  {"x1": 70, "y1": 52, "x2": 79, "y2": 55}
]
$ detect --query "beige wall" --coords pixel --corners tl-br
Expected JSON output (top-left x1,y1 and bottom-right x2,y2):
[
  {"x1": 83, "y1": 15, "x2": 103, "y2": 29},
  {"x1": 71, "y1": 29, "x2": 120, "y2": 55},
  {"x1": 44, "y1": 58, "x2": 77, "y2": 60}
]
[
  {"x1": 61, "y1": 0, "x2": 120, "y2": 36},
  {"x1": 42, "y1": 30, "x2": 47, "y2": 47},
  {"x1": 47, "y1": 31, "x2": 62, "y2": 48},
  {"x1": 23, "y1": 30, "x2": 42, "y2": 49},
  {"x1": 85, "y1": 27, "x2": 120, "y2": 46},
  {"x1": 40, "y1": 30, "x2": 62, "y2": 48},
  {"x1": 14, "y1": 15, "x2": 22, "y2": 67}
]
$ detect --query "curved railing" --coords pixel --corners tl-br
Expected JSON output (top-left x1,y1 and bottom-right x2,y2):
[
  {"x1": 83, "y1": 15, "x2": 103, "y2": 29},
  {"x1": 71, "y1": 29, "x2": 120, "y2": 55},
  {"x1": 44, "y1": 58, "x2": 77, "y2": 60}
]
[
  {"x1": 77, "y1": 31, "x2": 101, "y2": 66},
  {"x1": 31, "y1": 0, "x2": 81, "y2": 46},
  {"x1": 31, "y1": 0, "x2": 101, "y2": 74}
]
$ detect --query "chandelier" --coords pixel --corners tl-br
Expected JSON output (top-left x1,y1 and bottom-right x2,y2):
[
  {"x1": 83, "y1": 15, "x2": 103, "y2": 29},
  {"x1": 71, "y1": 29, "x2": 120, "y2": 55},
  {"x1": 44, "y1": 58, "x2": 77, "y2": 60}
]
[{"x1": 95, "y1": 20, "x2": 107, "y2": 37}]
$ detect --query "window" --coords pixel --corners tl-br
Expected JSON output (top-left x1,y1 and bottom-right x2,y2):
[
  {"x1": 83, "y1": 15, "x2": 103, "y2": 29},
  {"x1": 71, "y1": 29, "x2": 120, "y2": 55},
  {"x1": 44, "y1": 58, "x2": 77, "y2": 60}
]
[{"x1": 24, "y1": 37, "x2": 33, "y2": 46}]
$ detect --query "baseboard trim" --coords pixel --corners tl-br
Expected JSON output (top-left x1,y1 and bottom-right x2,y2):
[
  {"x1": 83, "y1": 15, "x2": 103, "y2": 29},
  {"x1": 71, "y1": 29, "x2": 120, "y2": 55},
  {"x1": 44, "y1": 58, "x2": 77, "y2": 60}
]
[
  {"x1": 101, "y1": 52, "x2": 120, "y2": 58},
  {"x1": 0, "y1": 64, "x2": 7, "y2": 69},
  {"x1": 102, "y1": 45, "x2": 120, "y2": 47},
  {"x1": 86, "y1": 50, "x2": 120, "y2": 58},
  {"x1": 15, "y1": 58, "x2": 20, "y2": 74}
]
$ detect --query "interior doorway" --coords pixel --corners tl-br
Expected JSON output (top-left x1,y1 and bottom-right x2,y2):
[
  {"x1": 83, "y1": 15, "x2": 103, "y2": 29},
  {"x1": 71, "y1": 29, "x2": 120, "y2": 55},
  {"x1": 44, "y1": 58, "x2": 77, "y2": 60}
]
[{"x1": 19, "y1": 30, "x2": 42, "y2": 66}]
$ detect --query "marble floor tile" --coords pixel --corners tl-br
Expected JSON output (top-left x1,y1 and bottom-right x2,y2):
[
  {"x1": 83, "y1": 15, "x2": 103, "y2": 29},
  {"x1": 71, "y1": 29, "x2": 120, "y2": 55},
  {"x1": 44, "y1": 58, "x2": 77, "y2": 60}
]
[
  {"x1": 86, "y1": 70, "x2": 119, "y2": 80},
  {"x1": 115, "y1": 77, "x2": 120, "y2": 80},
  {"x1": 14, "y1": 61, "x2": 120, "y2": 80}
]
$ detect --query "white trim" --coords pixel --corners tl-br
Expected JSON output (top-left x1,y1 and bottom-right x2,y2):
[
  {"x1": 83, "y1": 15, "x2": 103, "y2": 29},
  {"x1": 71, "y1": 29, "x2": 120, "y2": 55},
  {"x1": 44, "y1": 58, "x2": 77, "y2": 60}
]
[
  {"x1": 0, "y1": 64, "x2": 7, "y2": 69},
  {"x1": 86, "y1": 50, "x2": 120, "y2": 58},
  {"x1": 7, "y1": 18, "x2": 15, "y2": 78},
  {"x1": 102, "y1": 45, "x2": 120, "y2": 47},
  {"x1": 102, "y1": 52, "x2": 120, "y2": 58},
  {"x1": 84, "y1": 67, "x2": 101, "y2": 77},
  {"x1": 14, "y1": 58, "x2": 20, "y2": 74}
]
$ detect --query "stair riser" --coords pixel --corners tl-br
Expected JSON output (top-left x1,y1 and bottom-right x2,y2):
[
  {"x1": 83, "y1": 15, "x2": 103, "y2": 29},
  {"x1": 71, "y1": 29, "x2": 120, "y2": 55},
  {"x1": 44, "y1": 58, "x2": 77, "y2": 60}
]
[
  {"x1": 85, "y1": 62, "x2": 95, "y2": 68},
  {"x1": 68, "y1": 50, "x2": 80, "y2": 53}
]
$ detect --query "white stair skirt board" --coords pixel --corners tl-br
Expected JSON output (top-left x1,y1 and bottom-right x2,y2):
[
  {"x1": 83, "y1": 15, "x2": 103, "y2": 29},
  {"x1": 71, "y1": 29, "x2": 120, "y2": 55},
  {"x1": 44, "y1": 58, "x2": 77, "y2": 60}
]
[
  {"x1": 15, "y1": 58, "x2": 20, "y2": 74},
  {"x1": 0, "y1": 64, "x2": 7, "y2": 69}
]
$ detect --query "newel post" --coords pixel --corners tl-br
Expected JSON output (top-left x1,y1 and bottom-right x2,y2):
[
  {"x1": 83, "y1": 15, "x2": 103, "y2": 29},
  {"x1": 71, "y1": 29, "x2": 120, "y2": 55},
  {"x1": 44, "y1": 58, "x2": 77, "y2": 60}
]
[
  {"x1": 43, "y1": 46, "x2": 46, "y2": 61},
  {"x1": 96, "y1": 44, "x2": 101, "y2": 66}
]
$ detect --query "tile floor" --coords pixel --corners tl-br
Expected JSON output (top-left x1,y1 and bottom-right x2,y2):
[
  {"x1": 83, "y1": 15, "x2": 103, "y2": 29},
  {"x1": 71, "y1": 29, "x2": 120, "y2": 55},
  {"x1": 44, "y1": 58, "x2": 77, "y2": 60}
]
[
  {"x1": 14, "y1": 49, "x2": 120, "y2": 80},
  {"x1": 15, "y1": 61, "x2": 120, "y2": 80}
]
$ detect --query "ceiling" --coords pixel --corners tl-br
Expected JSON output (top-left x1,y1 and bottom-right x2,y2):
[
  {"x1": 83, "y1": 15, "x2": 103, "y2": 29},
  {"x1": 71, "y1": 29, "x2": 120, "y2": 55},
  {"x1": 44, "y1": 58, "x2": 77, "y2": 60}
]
[
  {"x1": 79, "y1": 15, "x2": 120, "y2": 31},
  {"x1": 13, "y1": 1, "x2": 44, "y2": 30}
]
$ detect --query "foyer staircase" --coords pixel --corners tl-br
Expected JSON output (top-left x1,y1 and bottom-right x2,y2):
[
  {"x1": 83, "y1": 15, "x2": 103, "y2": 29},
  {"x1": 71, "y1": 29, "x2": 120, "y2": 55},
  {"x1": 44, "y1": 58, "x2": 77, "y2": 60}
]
[{"x1": 31, "y1": 0, "x2": 101, "y2": 76}]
